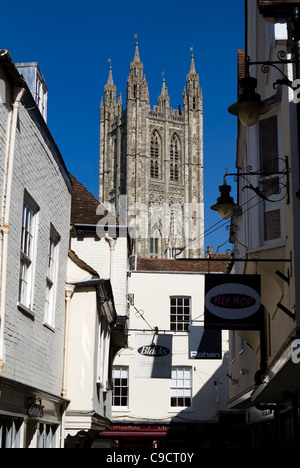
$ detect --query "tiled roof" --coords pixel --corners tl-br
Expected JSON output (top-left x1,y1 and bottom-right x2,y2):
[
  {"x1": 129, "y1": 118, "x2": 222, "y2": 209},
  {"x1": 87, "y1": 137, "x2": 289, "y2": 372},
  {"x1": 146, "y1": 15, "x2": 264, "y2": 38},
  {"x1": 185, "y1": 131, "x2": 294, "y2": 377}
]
[
  {"x1": 135, "y1": 256, "x2": 231, "y2": 273},
  {"x1": 68, "y1": 249, "x2": 99, "y2": 277},
  {"x1": 69, "y1": 173, "x2": 117, "y2": 226}
]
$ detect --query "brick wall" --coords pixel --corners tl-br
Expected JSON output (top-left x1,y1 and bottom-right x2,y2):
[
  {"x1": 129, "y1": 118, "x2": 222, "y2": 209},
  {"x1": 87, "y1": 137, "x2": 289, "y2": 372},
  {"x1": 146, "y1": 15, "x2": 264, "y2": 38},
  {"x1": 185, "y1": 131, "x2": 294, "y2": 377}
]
[
  {"x1": 2, "y1": 102, "x2": 71, "y2": 396},
  {"x1": 70, "y1": 235, "x2": 128, "y2": 317}
]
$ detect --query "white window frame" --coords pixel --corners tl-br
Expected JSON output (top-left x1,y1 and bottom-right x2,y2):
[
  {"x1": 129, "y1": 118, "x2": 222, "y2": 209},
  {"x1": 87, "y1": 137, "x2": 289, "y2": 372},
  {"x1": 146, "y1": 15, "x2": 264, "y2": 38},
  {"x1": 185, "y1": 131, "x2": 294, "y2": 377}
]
[
  {"x1": 18, "y1": 193, "x2": 39, "y2": 316},
  {"x1": 44, "y1": 225, "x2": 60, "y2": 329},
  {"x1": 170, "y1": 367, "x2": 192, "y2": 410},
  {"x1": 0, "y1": 417, "x2": 24, "y2": 448},
  {"x1": 170, "y1": 296, "x2": 191, "y2": 332},
  {"x1": 112, "y1": 366, "x2": 129, "y2": 411},
  {"x1": 37, "y1": 423, "x2": 58, "y2": 448}
]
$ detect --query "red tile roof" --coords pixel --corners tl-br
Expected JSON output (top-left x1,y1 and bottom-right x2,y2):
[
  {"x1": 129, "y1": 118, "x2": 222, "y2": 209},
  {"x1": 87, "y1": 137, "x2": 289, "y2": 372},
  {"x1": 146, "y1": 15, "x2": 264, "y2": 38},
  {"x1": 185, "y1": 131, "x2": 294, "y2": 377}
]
[
  {"x1": 70, "y1": 173, "x2": 117, "y2": 226},
  {"x1": 135, "y1": 256, "x2": 231, "y2": 273}
]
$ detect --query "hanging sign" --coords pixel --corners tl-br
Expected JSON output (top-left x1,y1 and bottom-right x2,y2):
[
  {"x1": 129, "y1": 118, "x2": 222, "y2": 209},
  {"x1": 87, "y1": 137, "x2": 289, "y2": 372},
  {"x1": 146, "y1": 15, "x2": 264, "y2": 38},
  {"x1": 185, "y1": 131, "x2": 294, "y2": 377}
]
[
  {"x1": 189, "y1": 326, "x2": 222, "y2": 359},
  {"x1": 204, "y1": 275, "x2": 263, "y2": 330},
  {"x1": 135, "y1": 334, "x2": 173, "y2": 379}
]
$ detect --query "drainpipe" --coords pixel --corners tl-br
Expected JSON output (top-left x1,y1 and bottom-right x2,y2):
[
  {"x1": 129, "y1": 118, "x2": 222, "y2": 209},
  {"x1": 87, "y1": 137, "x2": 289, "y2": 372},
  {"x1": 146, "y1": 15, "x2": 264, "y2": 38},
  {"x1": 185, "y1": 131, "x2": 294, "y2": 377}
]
[
  {"x1": 0, "y1": 85, "x2": 25, "y2": 376},
  {"x1": 61, "y1": 283, "x2": 75, "y2": 448},
  {"x1": 105, "y1": 234, "x2": 116, "y2": 282},
  {"x1": 62, "y1": 284, "x2": 75, "y2": 398}
]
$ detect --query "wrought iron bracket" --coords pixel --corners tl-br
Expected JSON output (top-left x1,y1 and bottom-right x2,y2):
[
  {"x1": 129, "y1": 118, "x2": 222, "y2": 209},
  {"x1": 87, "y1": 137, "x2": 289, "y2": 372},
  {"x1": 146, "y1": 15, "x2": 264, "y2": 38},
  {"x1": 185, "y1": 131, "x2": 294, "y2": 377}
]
[
  {"x1": 224, "y1": 155, "x2": 290, "y2": 205},
  {"x1": 247, "y1": 52, "x2": 298, "y2": 91}
]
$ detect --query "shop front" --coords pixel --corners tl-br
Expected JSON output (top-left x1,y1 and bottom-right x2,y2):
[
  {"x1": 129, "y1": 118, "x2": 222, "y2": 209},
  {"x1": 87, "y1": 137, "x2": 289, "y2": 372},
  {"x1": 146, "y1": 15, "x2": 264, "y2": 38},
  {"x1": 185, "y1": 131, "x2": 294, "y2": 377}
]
[{"x1": 0, "y1": 377, "x2": 68, "y2": 448}]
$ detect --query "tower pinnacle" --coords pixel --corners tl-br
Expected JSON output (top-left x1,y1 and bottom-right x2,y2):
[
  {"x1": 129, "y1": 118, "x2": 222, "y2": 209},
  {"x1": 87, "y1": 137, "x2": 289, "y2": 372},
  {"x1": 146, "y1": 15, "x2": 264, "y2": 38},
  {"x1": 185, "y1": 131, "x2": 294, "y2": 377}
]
[
  {"x1": 189, "y1": 47, "x2": 197, "y2": 75},
  {"x1": 107, "y1": 59, "x2": 114, "y2": 85},
  {"x1": 133, "y1": 34, "x2": 140, "y2": 62}
]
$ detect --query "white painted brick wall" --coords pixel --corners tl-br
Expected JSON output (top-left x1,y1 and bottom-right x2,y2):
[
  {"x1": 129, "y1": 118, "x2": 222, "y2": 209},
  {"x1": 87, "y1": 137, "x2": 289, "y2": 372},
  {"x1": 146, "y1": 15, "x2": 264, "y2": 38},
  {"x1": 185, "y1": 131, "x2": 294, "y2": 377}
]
[
  {"x1": 2, "y1": 103, "x2": 71, "y2": 396},
  {"x1": 70, "y1": 236, "x2": 128, "y2": 316}
]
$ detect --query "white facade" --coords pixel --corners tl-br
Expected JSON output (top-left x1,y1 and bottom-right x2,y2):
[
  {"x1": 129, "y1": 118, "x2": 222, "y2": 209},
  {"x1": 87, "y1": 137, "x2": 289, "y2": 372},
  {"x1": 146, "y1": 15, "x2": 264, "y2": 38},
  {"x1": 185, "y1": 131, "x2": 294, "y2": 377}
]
[
  {"x1": 64, "y1": 252, "x2": 127, "y2": 448},
  {"x1": 114, "y1": 270, "x2": 228, "y2": 421}
]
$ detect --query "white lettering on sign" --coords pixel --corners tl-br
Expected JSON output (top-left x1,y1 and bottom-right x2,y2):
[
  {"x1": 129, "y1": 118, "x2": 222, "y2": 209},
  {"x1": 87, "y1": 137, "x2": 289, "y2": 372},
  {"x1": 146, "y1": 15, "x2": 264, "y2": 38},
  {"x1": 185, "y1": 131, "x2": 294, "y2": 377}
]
[{"x1": 138, "y1": 345, "x2": 170, "y2": 357}]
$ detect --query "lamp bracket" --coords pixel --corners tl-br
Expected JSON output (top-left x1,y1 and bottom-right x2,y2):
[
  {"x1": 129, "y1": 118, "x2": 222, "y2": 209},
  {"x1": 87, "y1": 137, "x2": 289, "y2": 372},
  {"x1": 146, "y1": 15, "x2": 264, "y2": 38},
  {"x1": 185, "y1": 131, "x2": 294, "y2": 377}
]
[
  {"x1": 247, "y1": 52, "x2": 297, "y2": 90},
  {"x1": 224, "y1": 156, "x2": 290, "y2": 205}
]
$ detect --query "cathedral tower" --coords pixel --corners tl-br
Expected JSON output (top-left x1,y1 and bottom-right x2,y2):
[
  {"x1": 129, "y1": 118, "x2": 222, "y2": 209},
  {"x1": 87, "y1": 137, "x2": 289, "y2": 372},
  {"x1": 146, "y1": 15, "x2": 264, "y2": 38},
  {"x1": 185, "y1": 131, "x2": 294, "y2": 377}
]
[{"x1": 99, "y1": 41, "x2": 204, "y2": 259}]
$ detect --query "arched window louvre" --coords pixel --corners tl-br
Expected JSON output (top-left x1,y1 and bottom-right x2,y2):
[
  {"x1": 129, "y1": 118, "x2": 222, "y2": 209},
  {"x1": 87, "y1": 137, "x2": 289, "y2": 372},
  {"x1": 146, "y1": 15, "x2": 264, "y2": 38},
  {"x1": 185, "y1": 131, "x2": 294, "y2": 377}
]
[
  {"x1": 170, "y1": 134, "x2": 181, "y2": 182},
  {"x1": 150, "y1": 130, "x2": 161, "y2": 179}
]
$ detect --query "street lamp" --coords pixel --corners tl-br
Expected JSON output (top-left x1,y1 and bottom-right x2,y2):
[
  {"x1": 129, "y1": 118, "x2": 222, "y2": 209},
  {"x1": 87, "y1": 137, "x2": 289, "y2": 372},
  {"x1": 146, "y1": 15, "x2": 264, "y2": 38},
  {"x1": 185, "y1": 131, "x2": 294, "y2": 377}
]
[
  {"x1": 210, "y1": 157, "x2": 290, "y2": 219},
  {"x1": 228, "y1": 51, "x2": 299, "y2": 127},
  {"x1": 210, "y1": 182, "x2": 240, "y2": 220},
  {"x1": 228, "y1": 75, "x2": 271, "y2": 126}
]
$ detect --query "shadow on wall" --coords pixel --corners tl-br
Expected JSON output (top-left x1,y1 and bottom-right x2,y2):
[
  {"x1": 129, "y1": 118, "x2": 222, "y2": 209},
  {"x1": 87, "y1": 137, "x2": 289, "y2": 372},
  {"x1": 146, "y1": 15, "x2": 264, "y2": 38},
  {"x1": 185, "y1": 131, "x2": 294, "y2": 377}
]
[{"x1": 166, "y1": 353, "x2": 248, "y2": 448}]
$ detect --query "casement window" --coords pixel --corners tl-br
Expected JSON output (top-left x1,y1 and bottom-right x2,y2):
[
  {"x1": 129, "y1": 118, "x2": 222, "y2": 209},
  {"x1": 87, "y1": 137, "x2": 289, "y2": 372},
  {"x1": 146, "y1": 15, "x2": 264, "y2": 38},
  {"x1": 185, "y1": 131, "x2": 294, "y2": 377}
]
[
  {"x1": 259, "y1": 116, "x2": 281, "y2": 242},
  {"x1": 112, "y1": 366, "x2": 129, "y2": 410},
  {"x1": 0, "y1": 417, "x2": 23, "y2": 448},
  {"x1": 150, "y1": 131, "x2": 161, "y2": 179},
  {"x1": 18, "y1": 194, "x2": 39, "y2": 313},
  {"x1": 44, "y1": 226, "x2": 60, "y2": 328},
  {"x1": 170, "y1": 296, "x2": 191, "y2": 332},
  {"x1": 170, "y1": 367, "x2": 192, "y2": 409}
]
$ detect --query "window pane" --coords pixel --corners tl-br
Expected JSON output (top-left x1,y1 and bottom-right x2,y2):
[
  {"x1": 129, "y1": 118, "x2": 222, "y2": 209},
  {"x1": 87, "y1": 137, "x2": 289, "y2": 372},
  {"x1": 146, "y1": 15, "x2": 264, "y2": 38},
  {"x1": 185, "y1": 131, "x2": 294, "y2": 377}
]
[
  {"x1": 113, "y1": 367, "x2": 129, "y2": 408},
  {"x1": 169, "y1": 297, "x2": 191, "y2": 331}
]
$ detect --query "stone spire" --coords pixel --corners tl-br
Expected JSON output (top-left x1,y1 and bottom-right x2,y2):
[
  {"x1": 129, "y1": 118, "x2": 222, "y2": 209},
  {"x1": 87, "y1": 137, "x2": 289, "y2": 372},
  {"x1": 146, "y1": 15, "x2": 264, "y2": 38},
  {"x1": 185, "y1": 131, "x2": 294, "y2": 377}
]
[
  {"x1": 158, "y1": 73, "x2": 170, "y2": 109},
  {"x1": 104, "y1": 59, "x2": 116, "y2": 105},
  {"x1": 133, "y1": 35, "x2": 141, "y2": 62},
  {"x1": 127, "y1": 35, "x2": 149, "y2": 102},
  {"x1": 189, "y1": 52, "x2": 196, "y2": 75},
  {"x1": 107, "y1": 59, "x2": 114, "y2": 85}
]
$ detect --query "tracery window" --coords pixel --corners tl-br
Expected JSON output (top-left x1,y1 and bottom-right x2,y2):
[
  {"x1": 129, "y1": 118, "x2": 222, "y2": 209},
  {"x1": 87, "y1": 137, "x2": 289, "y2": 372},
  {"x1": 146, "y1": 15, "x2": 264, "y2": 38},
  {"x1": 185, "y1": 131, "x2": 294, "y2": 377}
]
[
  {"x1": 170, "y1": 134, "x2": 181, "y2": 182},
  {"x1": 150, "y1": 130, "x2": 161, "y2": 179}
]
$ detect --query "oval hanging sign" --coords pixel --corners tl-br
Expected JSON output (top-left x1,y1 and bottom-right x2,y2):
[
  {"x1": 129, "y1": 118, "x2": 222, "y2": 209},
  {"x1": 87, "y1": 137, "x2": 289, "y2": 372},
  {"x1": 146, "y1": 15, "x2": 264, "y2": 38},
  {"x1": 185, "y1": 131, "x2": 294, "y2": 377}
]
[
  {"x1": 205, "y1": 283, "x2": 261, "y2": 320},
  {"x1": 137, "y1": 345, "x2": 171, "y2": 357}
]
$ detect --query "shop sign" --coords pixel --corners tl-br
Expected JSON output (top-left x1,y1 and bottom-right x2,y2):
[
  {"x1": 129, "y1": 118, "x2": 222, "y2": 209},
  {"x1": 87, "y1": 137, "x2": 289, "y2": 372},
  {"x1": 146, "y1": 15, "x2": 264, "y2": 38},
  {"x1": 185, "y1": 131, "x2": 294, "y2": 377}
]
[
  {"x1": 189, "y1": 326, "x2": 222, "y2": 359},
  {"x1": 135, "y1": 334, "x2": 172, "y2": 379},
  {"x1": 204, "y1": 275, "x2": 263, "y2": 330}
]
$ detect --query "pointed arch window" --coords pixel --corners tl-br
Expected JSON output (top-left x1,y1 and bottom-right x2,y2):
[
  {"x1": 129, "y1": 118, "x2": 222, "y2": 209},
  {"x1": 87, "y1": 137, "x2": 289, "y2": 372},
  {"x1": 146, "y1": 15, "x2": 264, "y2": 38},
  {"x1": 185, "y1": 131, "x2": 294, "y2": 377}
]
[
  {"x1": 170, "y1": 134, "x2": 181, "y2": 182},
  {"x1": 150, "y1": 130, "x2": 161, "y2": 179}
]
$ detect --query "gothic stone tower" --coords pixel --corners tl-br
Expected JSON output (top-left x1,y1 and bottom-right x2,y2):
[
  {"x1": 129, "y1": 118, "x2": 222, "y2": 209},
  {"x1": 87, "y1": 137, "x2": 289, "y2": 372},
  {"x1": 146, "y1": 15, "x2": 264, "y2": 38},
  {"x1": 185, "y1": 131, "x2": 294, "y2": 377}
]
[{"x1": 99, "y1": 41, "x2": 204, "y2": 259}]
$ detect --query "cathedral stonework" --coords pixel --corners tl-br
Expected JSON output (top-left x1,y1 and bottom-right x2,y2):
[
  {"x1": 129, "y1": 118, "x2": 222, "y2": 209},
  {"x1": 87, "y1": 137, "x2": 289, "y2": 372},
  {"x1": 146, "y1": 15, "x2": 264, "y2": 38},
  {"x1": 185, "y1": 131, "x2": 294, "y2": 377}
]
[{"x1": 99, "y1": 41, "x2": 204, "y2": 259}]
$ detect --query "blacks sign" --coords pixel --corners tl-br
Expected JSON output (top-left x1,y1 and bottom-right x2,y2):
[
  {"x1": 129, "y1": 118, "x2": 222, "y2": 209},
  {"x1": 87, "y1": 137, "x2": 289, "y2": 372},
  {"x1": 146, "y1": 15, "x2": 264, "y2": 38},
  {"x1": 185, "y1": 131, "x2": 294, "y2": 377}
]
[{"x1": 204, "y1": 275, "x2": 263, "y2": 330}]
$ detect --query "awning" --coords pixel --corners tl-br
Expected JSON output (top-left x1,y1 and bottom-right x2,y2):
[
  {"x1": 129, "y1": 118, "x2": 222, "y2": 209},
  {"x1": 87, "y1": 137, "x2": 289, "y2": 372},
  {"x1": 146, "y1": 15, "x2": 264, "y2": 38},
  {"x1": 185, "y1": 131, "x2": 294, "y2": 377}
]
[{"x1": 100, "y1": 425, "x2": 168, "y2": 438}]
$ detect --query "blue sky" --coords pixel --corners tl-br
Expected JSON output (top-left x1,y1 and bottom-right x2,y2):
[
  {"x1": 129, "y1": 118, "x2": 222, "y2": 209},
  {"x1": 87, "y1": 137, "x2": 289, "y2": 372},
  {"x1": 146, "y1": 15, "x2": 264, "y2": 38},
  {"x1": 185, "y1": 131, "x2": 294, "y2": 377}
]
[{"x1": 1, "y1": 0, "x2": 244, "y2": 253}]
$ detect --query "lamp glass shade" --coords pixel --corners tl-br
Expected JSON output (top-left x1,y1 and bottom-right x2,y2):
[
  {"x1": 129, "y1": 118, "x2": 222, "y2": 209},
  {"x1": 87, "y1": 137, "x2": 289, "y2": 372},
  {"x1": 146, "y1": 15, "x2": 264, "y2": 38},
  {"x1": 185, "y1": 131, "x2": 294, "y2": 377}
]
[
  {"x1": 237, "y1": 101, "x2": 260, "y2": 127},
  {"x1": 228, "y1": 75, "x2": 271, "y2": 126}
]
